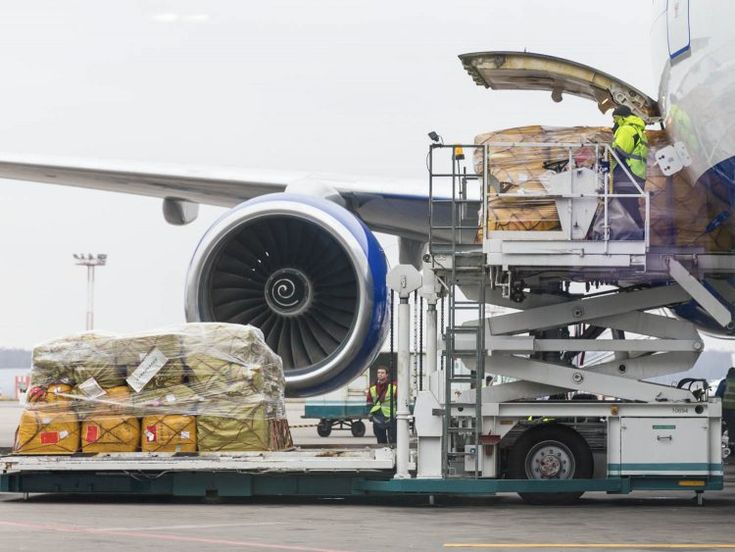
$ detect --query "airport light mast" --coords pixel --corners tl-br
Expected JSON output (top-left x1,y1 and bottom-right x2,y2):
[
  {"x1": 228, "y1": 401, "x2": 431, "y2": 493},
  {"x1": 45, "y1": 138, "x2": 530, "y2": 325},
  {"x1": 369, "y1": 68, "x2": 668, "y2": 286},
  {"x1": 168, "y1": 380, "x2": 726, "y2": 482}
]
[{"x1": 73, "y1": 253, "x2": 107, "y2": 331}]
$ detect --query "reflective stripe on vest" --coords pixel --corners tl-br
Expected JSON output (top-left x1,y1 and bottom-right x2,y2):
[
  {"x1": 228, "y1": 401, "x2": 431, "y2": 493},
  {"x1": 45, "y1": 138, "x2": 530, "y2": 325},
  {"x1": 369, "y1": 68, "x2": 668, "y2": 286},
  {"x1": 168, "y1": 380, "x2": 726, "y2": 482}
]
[
  {"x1": 369, "y1": 383, "x2": 396, "y2": 418},
  {"x1": 723, "y1": 376, "x2": 735, "y2": 410}
]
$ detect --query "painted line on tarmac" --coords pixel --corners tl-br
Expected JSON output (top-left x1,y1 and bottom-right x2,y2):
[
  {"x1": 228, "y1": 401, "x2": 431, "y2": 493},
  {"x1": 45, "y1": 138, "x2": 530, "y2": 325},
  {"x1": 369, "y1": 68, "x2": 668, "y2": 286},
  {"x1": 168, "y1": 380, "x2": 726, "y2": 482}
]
[
  {"x1": 444, "y1": 545, "x2": 735, "y2": 549},
  {"x1": 0, "y1": 520, "x2": 350, "y2": 552},
  {"x1": 98, "y1": 521, "x2": 284, "y2": 531}
]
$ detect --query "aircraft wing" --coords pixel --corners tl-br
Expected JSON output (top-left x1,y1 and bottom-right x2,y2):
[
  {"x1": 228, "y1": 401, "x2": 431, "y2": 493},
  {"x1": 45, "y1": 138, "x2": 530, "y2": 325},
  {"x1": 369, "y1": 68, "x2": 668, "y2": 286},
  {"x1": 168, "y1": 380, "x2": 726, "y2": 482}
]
[
  {"x1": 0, "y1": 153, "x2": 465, "y2": 247},
  {"x1": 0, "y1": 153, "x2": 297, "y2": 208}
]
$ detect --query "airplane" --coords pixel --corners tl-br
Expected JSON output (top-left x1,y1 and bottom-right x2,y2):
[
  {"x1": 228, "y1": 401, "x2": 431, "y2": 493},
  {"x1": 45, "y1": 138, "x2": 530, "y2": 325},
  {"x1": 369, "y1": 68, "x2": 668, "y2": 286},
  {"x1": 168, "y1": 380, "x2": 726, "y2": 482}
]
[{"x1": 0, "y1": 0, "x2": 733, "y2": 397}]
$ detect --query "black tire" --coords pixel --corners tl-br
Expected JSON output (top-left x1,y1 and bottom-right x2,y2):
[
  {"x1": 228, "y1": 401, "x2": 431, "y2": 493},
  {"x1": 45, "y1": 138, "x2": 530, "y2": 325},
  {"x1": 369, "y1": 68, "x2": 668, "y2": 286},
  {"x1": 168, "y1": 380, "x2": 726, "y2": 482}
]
[
  {"x1": 317, "y1": 419, "x2": 332, "y2": 437},
  {"x1": 507, "y1": 424, "x2": 593, "y2": 505},
  {"x1": 351, "y1": 420, "x2": 366, "y2": 437}
]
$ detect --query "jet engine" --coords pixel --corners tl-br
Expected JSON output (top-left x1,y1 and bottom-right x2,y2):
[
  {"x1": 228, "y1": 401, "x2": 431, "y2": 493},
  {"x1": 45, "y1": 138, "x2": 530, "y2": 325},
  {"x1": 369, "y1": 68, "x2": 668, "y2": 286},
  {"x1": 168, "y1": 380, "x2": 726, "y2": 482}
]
[{"x1": 185, "y1": 193, "x2": 390, "y2": 397}]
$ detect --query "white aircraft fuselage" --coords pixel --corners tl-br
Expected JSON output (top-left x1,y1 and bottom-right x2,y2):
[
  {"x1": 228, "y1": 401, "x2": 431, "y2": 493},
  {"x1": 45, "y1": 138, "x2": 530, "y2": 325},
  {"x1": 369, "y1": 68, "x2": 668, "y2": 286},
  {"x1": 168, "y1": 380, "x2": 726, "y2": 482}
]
[{"x1": 653, "y1": 0, "x2": 735, "y2": 182}]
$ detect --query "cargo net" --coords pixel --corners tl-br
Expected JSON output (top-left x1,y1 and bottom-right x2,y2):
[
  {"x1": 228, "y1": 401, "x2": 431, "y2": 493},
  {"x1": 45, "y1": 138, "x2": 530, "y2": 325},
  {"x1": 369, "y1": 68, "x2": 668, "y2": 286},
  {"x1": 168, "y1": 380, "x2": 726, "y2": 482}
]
[
  {"x1": 475, "y1": 125, "x2": 735, "y2": 251},
  {"x1": 14, "y1": 323, "x2": 293, "y2": 455}
]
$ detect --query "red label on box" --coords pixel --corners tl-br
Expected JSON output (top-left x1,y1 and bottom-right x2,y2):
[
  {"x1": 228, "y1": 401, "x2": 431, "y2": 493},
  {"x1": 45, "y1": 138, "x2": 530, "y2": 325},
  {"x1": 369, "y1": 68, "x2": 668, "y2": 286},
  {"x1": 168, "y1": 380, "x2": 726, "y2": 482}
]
[
  {"x1": 85, "y1": 425, "x2": 99, "y2": 443},
  {"x1": 146, "y1": 425, "x2": 158, "y2": 443},
  {"x1": 40, "y1": 432, "x2": 59, "y2": 445}
]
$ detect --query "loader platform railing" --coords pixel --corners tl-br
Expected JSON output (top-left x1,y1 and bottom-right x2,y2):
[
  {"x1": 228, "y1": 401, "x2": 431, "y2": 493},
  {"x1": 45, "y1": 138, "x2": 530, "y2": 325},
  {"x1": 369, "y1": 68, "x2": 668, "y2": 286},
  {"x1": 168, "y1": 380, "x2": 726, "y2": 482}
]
[{"x1": 428, "y1": 141, "x2": 651, "y2": 272}]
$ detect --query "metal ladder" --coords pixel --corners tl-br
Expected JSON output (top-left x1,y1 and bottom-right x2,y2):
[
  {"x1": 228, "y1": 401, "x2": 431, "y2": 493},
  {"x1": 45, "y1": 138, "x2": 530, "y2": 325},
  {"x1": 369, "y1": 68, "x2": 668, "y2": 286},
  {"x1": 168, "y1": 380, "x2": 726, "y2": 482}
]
[
  {"x1": 428, "y1": 143, "x2": 488, "y2": 478},
  {"x1": 442, "y1": 279, "x2": 486, "y2": 478}
]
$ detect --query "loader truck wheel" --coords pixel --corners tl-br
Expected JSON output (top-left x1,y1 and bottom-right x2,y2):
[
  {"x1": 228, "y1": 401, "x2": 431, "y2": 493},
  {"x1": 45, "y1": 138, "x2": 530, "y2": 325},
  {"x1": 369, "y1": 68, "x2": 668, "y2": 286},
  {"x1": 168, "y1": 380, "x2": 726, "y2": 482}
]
[
  {"x1": 317, "y1": 419, "x2": 332, "y2": 437},
  {"x1": 351, "y1": 420, "x2": 366, "y2": 437},
  {"x1": 508, "y1": 424, "x2": 593, "y2": 505}
]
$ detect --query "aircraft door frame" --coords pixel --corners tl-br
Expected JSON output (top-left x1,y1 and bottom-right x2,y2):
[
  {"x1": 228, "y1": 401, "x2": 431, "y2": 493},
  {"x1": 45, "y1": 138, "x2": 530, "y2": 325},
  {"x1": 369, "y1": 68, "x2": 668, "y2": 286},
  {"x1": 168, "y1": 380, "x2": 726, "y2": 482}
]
[{"x1": 667, "y1": 0, "x2": 690, "y2": 60}]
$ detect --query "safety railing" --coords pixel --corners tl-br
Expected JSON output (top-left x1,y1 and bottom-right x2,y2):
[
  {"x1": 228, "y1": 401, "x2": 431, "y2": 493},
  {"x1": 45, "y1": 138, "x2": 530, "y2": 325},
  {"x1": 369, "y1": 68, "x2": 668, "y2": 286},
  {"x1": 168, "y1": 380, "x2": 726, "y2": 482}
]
[{"x1": 428, "y1": 141, "x2": 651, "y2": 255}]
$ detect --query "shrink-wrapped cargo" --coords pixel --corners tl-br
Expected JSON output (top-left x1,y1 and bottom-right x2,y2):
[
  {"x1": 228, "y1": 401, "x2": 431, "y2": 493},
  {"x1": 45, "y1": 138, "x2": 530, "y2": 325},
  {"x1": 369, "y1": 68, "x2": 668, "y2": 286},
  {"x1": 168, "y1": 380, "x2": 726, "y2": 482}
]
[
  {"x1": 141, "y1": 415, "x2": 197, "y2": 453},
  {"x1": 79, "y1": 385, "x2": 140, "y2": 453},
  {"x1": 197, "y1": 403, "x2": 293, "y2": 452},
  {"x1": 474, "y1": 126, "x2": 611, "y2": 234},
  {"x1": 27, "y1": 383, "x2": 75, "y2": 410},
  {"x1": 474, "y1": 125, "x2": 735, "y2": 251},
  {"x1": 31, "y1": 332, "x2": 117, "y2": 387},
  {"x1": 81, "y1": 416, "x2": 140, "y2": 453},
  {"x1": 14, "y1": 410, "x2": 80, "y2": 455},
  {"x1": 16, "y1": 323, "x2": 291, "y2": 455},
  {"x1": 132, "y1": 384, "x2": 203, "y2": 415},
  {"x1": 117, "y1": 332, "x2": 186, "y2": 389}
]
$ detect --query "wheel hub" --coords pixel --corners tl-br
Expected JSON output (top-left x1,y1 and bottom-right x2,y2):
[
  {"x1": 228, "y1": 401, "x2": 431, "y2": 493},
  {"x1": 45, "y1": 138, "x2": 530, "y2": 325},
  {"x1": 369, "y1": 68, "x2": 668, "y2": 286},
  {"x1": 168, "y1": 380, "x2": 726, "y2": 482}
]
[
  {"x1": 526, "y1": 441, "x2": 575, "y2": 480},
  {"x1": 537, "y1": 452, "x2": 562, "y2": 477}
]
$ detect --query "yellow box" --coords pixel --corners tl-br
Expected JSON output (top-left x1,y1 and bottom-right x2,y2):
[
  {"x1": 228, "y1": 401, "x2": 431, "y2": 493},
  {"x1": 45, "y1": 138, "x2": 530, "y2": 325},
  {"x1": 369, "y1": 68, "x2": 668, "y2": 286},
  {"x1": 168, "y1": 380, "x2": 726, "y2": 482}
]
[
  {"x1": 14, "y1": 410, "x2": 80, "y2": 455},
  {"x1": 197, "y1": 405, "x2": 292, "y2": 452},
  {"x1": 141, "y1": 415, "x2": 197, "y2": 453},
  {"x1": 81, "y1": 416, "x2": 140, "y2": 453}
]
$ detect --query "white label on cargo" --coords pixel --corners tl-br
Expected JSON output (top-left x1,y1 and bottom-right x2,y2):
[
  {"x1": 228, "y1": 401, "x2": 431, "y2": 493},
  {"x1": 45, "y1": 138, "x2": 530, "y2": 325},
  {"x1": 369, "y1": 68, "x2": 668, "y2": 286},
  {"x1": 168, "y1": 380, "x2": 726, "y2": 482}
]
[
  {"x1": 165, "y1": 394, "x2": 176, "y2": 404},
  {"x1": 78, "y1": 377, "x2": 107, "y2": 399},
  {"x1": 126, "y1": 348, "x2": 169, "y2": 393},
  {"x1": 59, "y1": 430, "x2": 69, "y2": 439},
  {"x1": 181, "y1": 431, "x2": 190, "y2": 439}
]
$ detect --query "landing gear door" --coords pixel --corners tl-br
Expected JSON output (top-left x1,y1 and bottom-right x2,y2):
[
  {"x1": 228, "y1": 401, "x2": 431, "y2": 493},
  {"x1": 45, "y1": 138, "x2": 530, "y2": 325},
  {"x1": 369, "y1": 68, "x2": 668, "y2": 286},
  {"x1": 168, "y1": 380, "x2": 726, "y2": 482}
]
[{"x1": 459, "y1": 51, "x2": 660, "y2": 124}]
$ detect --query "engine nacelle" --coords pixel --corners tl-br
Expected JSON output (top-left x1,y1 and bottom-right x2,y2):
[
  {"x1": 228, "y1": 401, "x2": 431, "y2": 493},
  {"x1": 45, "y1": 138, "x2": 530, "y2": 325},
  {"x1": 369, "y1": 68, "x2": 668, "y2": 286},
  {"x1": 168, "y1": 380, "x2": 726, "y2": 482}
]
[{"x1": 185, "y1": 193, "x2": 390, "y2": 397}]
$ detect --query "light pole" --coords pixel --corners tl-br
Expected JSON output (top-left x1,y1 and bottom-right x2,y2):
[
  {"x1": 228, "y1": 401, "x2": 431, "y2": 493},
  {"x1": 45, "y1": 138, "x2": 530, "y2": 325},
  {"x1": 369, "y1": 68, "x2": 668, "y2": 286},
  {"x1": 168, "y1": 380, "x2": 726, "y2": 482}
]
[{"x1": 73, "y1": 253, "x2": 107, "y2": 330}]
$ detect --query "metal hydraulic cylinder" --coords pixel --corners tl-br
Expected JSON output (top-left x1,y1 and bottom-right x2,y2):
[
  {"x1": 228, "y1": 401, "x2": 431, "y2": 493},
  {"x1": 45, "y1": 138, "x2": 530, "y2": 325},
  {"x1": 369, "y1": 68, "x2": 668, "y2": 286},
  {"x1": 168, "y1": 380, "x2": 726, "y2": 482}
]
[
  {"x1": 396, "y1": 296, "x2": 411, "y2": 478},
  {"x1": 387, "y1": 265, "x2": 422, "y2": 480},
  {"x1": 420, "y1": 263, "x2": 441, "y2": 396},
  {"x1": 426, "y1": 303, "x2": 437, "y2": 379}
]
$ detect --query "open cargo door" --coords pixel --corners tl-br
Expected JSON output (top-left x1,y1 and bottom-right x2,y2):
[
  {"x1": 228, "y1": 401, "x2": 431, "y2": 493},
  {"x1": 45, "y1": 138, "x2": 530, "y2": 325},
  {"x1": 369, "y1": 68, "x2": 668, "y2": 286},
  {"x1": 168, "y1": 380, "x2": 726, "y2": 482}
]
[{"x1": 460, "y1": 51, "x2": 660, "y2": 123}]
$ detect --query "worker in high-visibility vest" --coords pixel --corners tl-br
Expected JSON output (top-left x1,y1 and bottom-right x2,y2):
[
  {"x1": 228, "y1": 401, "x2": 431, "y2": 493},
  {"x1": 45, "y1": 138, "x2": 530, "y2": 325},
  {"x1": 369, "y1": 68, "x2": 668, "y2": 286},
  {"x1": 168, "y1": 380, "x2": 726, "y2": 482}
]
[
  {"x1": 610, "y1": 104, "x2": 649, "y2": 228},
  {"x1": 366, "y1": 365, "x2": 397, "y2": 444},
  {"x1": 716, "y1": 367, "x2": 735, "y2": 450}
]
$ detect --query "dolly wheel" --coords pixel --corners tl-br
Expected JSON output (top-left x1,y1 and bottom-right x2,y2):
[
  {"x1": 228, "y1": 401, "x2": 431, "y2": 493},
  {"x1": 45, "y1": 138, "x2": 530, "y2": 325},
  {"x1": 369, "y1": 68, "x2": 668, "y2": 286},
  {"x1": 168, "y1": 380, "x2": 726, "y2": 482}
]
[
  {"x1": 351, "y1": 420, "x2": 366, "y2": 437},
  {"x1": 317, "y1": 419, "x2": 332, "y2": 437},
  {"x1": 508, "y1": 424, "x2": 593, "y2": 505}
]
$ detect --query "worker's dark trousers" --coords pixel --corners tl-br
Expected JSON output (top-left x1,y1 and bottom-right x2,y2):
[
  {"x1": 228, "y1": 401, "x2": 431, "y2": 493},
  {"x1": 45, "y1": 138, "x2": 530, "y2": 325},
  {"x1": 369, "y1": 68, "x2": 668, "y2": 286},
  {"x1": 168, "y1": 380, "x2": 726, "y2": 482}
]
[
  {"x1": 724, "y1": 409, "x2": 735, "y2": 446},
  {"x1": 613, "y1": 166, "x2": 646, "y2": 228},
  {"x1": 372, "y1": 412, "x2": 397, "y2": 444}
]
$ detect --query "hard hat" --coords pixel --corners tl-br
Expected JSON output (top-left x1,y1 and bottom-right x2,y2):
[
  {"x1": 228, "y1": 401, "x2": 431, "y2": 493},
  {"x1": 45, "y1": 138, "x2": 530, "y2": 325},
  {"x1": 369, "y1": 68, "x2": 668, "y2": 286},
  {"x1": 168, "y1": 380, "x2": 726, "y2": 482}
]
[{"x1": 612, "y1": 105, "x2": 632, "y2": 118}]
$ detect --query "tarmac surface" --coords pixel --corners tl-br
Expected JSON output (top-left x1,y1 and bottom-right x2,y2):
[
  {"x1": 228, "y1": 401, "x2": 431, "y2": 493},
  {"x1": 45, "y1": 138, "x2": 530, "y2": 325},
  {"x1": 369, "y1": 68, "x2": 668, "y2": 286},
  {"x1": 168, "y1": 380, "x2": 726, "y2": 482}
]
[{"x1": 0, "y1": 401, "x2": 734, "y2": 551}]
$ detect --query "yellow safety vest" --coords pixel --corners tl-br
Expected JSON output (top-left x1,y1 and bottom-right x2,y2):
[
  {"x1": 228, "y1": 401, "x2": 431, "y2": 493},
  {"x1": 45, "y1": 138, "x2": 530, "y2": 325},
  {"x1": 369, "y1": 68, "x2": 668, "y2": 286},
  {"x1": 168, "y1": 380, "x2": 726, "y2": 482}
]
[
  {"x1": 369, "y1": 383, "x2": 396, "y2": 418},
  {"x1": 612, "y1": 114, "x2": 649, "y2": 181}
]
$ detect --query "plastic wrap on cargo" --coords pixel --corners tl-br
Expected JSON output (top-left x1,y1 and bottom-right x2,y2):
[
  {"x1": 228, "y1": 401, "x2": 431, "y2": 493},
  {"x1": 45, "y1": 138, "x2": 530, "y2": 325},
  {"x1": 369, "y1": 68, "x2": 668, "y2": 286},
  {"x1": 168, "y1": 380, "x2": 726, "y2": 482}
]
[
  {"x1": 474, "y1": 126, "x2": 612, "y2": 234},
  {"x1": 142, "y1": 415, "x2": 197, "y2": 452},
  {"x1": 16, "y1": 323, "x2": 292, "y2": 454},
  {"x1": 474, "y1": 125, "x2": 735, "y2": 251},
  {"x1": 31, "y1": 332, "x2": 119, "y2": 387},
  {"x1": 14, "y1": 410, "x2": 80, "y2": 455}
]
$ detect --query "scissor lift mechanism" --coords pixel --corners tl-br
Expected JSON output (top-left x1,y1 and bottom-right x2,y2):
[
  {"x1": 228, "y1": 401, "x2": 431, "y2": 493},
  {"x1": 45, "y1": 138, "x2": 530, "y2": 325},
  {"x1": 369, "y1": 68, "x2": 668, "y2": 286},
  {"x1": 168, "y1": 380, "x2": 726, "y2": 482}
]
[{"x1": 410, "y1": 142, "x2": 732, "y2": 501}]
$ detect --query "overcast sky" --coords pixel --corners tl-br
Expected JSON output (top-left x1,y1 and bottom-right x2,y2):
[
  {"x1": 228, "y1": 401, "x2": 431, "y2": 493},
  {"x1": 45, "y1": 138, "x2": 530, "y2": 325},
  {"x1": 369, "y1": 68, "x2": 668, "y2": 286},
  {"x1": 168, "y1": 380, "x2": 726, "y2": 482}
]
[{"x1": 0, "y1": 0, "x2": 728, "y2": 353}]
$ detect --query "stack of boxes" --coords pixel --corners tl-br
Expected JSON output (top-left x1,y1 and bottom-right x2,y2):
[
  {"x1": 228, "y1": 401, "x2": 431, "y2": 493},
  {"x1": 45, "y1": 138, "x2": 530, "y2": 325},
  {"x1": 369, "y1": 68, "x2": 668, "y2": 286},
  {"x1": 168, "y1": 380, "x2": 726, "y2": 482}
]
[
  {"x1": 14, "y1": 323, "x2": 292, "y2": 455},
  {"x1": 473, "y1": 125, "x2": 735, "y2": 251}
]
